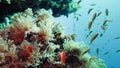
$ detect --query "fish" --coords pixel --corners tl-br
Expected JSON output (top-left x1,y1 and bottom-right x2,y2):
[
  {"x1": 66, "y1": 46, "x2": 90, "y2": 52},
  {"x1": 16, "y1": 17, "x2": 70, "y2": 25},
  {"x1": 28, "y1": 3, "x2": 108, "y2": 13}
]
[
  {"x1": 106, "y1": 19, "x2": 113, "y2": 22},
  {"x1": 77, "y1": 0, "x2": 82, "y2": 4},
  {"x1": 103, "y1": 20, "x2": 108, "y2": 26},
  {"x1": 88, "y1": 8, "x2": 93, "y2": 14},
  {"x1": 90, "y1": 3, "x2": 96, "y2": 6},
  {"x1": 88, "y1": 20, "x2": 93, "y2": 30},
  {"x1": 90, "y1": 32, "x2": 99, "y2": 44},
  {"x1": 101, "y1": 19, "x2": 112, "y2": 31},
  {"x1": 96, "y1": 48, "x2": 99, "y2": 55},
  {"x1": 105, "y1": 8, "x2": 109, "y2": 16},
  {"x1": 101, "y1": 25, "x2": 107, "y2": 31},
  {"x1": 76, "y1": 17, "x2": 79, "y2": 21},
  {"x1": 103, "y1": 52, "x2": 109, "y2": 55},
  {"x1": 116, "y1": 49, "x2": 120, "y2": 53},
  {"x1": 60, "y1": 51, "x2": 66, "y2": 65},
  {"x1": 101, "y1": 20, "x2": 108, "y2": 31},
  {"x1": 86, "y1": 31, "x2": 93, "y2": 38},
  {"x1": 103, "y1": 19, "x2": 112, "y2": 26},
  {"x1": 100, "y1": 33, "x2": 103, "y2": 37},
  {"x1": 97, "y1": 12, "x2": 102, "y2": 17},
  {"x1": 82, "y1": 48, "x2": 90, "y2": 56},
  {"x1": 92, "y1": 13, "x2": 97, "y2": 22},
  {"x1": 113, "y1": 37, "x2": 120, "y2": 39}
]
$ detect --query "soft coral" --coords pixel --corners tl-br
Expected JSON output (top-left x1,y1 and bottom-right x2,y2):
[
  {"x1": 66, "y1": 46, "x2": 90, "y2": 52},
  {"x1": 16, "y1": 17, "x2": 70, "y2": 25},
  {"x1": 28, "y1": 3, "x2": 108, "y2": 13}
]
[
  {"x1": 5, "y1": 55, "x2": 26, "y2": 68},
  {"x1": 8, "y1": 26, "x2": 28, "y2": 45}
]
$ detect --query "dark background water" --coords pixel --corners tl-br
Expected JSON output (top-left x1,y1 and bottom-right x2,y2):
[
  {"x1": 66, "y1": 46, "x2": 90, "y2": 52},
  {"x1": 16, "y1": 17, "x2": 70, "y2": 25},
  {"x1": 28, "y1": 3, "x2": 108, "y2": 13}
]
[{"x1": 55, "y1": 0, "x2": 120, "y2": 68}]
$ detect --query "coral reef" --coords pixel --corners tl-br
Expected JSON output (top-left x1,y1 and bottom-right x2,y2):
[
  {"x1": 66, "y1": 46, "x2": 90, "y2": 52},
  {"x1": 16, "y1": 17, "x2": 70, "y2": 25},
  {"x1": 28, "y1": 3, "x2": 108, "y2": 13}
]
[{"x1": 0, "y1": 8, "x2": 106, "y2": 68}]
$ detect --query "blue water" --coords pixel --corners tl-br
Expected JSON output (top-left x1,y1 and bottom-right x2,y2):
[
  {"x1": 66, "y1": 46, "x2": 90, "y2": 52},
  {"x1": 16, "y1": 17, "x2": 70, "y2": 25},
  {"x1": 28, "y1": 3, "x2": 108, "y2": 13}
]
[{"x1": 55, "y1": 0, "x2": 120, "y2": 68}]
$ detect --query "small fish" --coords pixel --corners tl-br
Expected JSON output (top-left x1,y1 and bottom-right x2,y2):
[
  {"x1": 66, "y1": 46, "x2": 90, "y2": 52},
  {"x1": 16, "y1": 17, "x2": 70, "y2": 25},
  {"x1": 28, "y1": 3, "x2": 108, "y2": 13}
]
[
  {"x1": 101, "y1": 25, "x2": 107, "y2": 31},
  {"x1": 82, "y1": 48, "x2": 90, "y2": 56},
  {"x1": 106, "y1": 19, "x2": 113, "y2": 22},
  {"x1": 104, "y1": 52, "x2": 109, "y2": 55},
  {"x1": 60, "y1": 51, "x2": 66, "y2": 65},
  {"x1": 86, "y1": 31, "x2": 93, "y2": 38},
  {"x1": 116, "y1": 49, "x2": 120, "y2": 53},
  {"x1": 92, "y1": 13, "x2": 97, "y2": 22},
  {"x1": 114, "y1": 37, "x2": 120, "y2": 39},
  {"x1": 100, "y1": 33, "x2": 103, "y2": 37},
  {"x1": 77, "y1": 0, "x2": 82, "y2": 4},
  {"x1": 105, "y1": 9, "x2": 109, "y2": 16},
  {"x1": 88, "y1": 20, "x2": 93, "y2": 30},
  {"x1": 88, "y1": 8, "x2": 93, "y2": 14},
  {"x1": 78, "y1": 14, "x2": 81, "y2": 16},
  {"x1": 90, "y1": 3, "x2": 96, "y2": 6},
  {"x1": 90, "y1": 32, "x2": 99, "y2": 44},
  {"x1": 103, "y1": 20, "x2": 108, "y2": 26},
  {"x1": 97, "y1": 12, "x2": 102, "y2": 17},
  {"x1": 96, "y1": 48, "x2": 99, "y2": 55},
  {"x1": 76, "y1": 17, "x2": 79, "y2": 21}
]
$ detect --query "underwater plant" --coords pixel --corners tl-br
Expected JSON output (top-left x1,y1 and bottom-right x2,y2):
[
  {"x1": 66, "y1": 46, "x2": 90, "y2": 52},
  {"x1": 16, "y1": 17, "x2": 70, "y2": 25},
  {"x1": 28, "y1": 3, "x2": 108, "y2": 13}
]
[{"x1": 0, "y1": 8, "x2": 106, "y2": 68}]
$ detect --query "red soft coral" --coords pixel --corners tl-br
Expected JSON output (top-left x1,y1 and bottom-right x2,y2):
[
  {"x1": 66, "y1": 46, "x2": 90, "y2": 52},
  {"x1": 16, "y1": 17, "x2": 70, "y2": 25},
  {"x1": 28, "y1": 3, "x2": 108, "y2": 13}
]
[
  {"x1": 36, "y1": 31, "x2": 47, "y2": 44},
  {"x1": 8, "y1": 26, "x2": 28, "y2": 45},
  {"x1": 5, "y1": 55, "x2": 26, "y2": 68}
]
